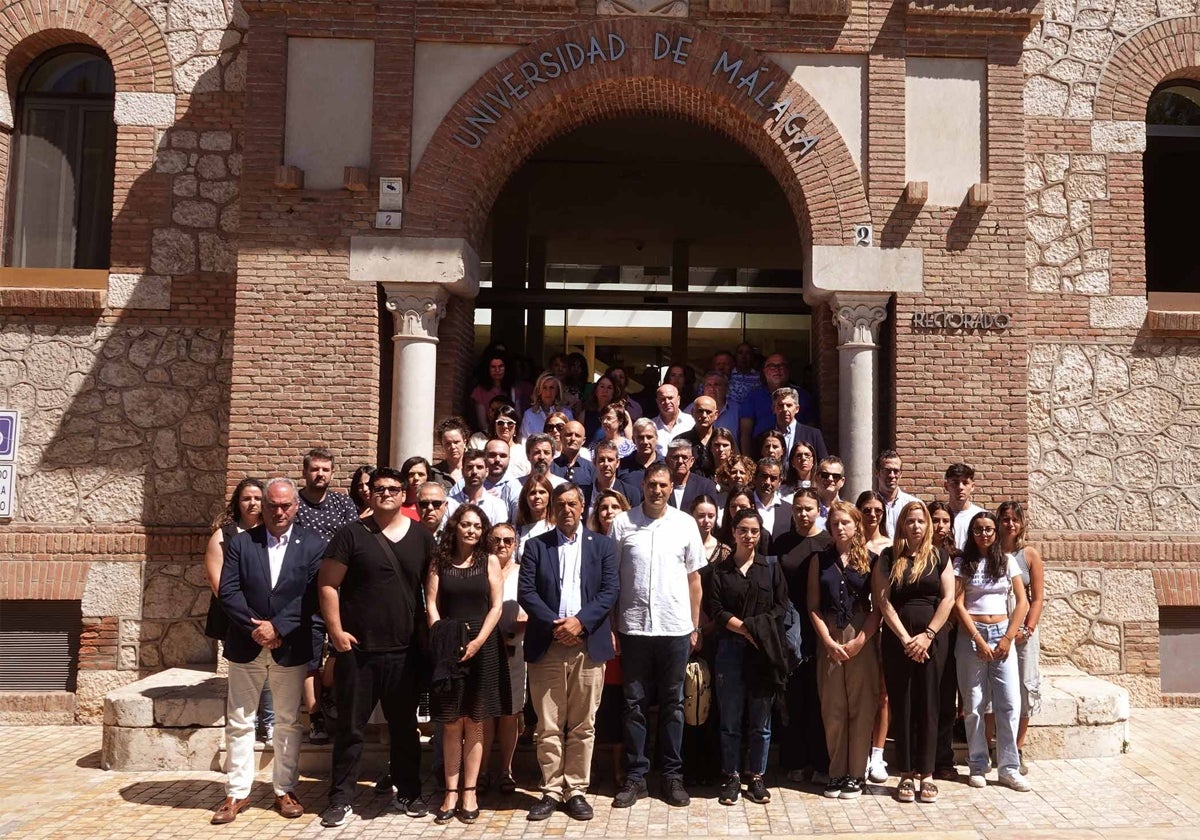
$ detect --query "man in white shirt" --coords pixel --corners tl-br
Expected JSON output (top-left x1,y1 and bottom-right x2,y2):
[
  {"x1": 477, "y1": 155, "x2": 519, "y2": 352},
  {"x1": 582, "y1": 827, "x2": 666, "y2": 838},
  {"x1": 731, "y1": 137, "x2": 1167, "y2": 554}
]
[
  {"x1": 945, "y1": 462, "x2": 985, "y2": 549},
  {"x1": 609, "y1": 464, "x2": 706, "y2": 810},
  {"x1": 875, "y1": 449, "x2": 919, "y2": 538},
  {"x1": 651, "y1": 384, "x2": 695, "y2": 457},
  {"x1": 449, "y1": 449, "x2": 510, "y2": 525}
]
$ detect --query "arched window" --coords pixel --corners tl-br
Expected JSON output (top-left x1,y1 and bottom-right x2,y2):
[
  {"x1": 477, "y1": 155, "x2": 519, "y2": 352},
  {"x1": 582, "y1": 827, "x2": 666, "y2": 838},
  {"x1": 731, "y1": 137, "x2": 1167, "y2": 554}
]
[
  {"x1": 7, "y1": 47, "x2": 116, "y2": 269},
  {"x1": 1144, "y1": 82, "x2": 1200, "y2": 293}
]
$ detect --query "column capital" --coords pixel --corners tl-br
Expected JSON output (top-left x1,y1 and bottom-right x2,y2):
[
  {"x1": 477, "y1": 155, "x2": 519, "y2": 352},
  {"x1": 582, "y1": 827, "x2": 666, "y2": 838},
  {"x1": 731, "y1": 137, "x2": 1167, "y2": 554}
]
[
  {"x1": 383, "y1": 283, "x2": 449, "y2": 342},
  {"x1": 350, "y1": 236, "x2": 480, "y2": 298},
  {"x1": 832, "y1": 293, "x2": 888, "y2": 348}
]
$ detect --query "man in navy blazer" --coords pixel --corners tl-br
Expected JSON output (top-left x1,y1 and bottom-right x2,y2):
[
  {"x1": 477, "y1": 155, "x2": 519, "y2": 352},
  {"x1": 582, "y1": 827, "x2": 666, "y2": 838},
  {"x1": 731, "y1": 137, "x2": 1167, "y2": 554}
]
[
  {"x1": 214, "y1": 477, "x2": 327, "y2": 825},
  {"x1": 518, "y1": 483, "x2": 618, "y2": 822},
  {"x1": 664, "y1": 438, "x2": 718, "y2": 512}
]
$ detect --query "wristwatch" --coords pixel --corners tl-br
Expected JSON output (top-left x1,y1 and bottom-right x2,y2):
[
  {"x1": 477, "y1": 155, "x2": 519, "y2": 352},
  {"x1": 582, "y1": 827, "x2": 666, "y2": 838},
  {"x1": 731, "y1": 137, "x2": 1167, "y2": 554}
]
[{"x1": 923, "y1": 627, "x2": 937, "y2": 640}]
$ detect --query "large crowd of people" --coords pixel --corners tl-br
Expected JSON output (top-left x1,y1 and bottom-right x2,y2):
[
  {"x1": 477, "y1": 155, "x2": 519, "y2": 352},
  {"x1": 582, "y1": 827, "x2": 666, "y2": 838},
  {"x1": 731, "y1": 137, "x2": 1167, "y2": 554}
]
[{"x1": 206, "y1": 344, "x2": 1045, "y2": 828}]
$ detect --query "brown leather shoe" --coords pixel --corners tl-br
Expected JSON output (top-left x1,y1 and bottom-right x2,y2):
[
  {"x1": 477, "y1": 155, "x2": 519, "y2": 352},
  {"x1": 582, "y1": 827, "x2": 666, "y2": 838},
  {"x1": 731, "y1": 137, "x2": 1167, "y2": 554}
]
[
  {"x1": 275, "y1": 792, "x2": 304, "y2": 818},
  {"x1": 211, "y1": 796, "x2": 250, "y2": 824}
]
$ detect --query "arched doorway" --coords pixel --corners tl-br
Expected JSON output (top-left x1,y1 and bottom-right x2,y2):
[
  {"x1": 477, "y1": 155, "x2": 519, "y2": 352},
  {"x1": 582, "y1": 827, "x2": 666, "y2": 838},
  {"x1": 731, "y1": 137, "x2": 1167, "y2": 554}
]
[{"x1": 475, "y1": 114, "x2": 816, "y2": 425}]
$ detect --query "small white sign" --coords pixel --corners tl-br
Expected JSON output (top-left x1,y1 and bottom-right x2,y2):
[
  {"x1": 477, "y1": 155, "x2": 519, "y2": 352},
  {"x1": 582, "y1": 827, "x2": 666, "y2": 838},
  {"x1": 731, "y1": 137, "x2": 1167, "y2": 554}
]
[
  {"x1": 854, "y1": 224, "x2": 873, "y2": 247},
  {"x1": 375, "y1": 211, "x2": 403, "y2": 230},
  {"x1": 0, "y1": 462, "x2": 14, "y2": 519},
  {"x1": 379, "y1": 178, "x2": 404, "y2": 211}
]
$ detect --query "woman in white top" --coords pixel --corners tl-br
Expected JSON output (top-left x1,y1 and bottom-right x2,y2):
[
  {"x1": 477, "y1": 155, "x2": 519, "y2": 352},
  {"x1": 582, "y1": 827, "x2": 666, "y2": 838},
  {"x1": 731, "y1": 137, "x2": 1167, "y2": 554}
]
[
  {"x1": 520, "y1": 372, "x2": 573, "y2": 440},
  {"x1": 996, "y1": 501, "x2": 1043, "y2": 772},
  {"x1": 516, "y1": 473, "x2": 556, "y2": 557},
  {"x1": 482, "y1": 522, "x2": 526, "y2": 795},
  {"x1": 952, "y1": 511, "x2": 1030, "y2": 792}
]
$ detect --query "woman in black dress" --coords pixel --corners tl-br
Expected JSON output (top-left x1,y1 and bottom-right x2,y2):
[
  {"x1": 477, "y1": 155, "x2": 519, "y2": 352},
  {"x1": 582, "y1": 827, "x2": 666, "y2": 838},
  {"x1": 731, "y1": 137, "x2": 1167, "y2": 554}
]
[
  {"x1": 871, "y1": 500, "x2": 955, "y2": 803},
  {"x1": 425, "y1": 504, "x2": 508, "y2": 823}
]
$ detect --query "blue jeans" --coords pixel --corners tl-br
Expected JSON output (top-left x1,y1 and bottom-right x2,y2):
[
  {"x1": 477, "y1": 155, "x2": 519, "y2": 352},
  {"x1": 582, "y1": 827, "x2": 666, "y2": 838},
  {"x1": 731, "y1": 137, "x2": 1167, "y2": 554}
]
[
  {"x1": 956, "y1": 619, "x2": 1020, "y2": 776},
  {"x1": 619, "y1": 633, "x2": 692, "y2": 782},
  {"x1": 714, "y1": 635, "x2": 773, "y2": 777},
  {"x1": 257, "y1": 684, "x2": 274, "y2": 728}
]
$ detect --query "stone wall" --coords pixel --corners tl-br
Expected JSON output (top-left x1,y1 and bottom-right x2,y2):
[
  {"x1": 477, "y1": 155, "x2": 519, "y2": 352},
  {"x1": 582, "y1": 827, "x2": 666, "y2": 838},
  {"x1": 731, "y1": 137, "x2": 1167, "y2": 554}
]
[{"x1": 0, "y1": 321, "x2": 232, "y2": 527}]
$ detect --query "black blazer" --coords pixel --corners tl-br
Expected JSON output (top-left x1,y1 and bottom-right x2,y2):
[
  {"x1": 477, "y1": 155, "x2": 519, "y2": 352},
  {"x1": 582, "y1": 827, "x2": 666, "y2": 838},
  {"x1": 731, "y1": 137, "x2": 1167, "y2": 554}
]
[
  {"x1": 518, "y1": 527, "x2": 619, "y2": 664},
  {"x1": 666, "y1": 472, "x2": 718, "y2": 512},
  {"x1": 219, "y1": 524, "x2": 327, "y2": 667}
]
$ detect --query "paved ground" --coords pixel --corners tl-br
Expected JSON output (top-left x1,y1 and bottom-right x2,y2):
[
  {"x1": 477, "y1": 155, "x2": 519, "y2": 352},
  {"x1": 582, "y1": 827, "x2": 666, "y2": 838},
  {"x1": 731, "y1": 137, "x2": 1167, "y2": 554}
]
[{"x1": 2, "y1": 709, "x2": 1198, "y2": 839}]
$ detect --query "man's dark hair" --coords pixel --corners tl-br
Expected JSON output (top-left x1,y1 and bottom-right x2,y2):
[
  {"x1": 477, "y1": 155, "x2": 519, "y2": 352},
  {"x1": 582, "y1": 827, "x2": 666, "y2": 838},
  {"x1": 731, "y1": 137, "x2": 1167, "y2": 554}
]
[
  {"x1": 462, "y1": 448, "x2": 487, "y2": 465},
  {"x1": 643, "y1": 462, "x2": 672, "y2": 483},
  {"x1": 876, "y1": 449, "x2": 901, "y2": 470},
  {"x1": 756, "y1": 456, "x2": 782, "y2": 474},
  {"x1": 945, "y1": 462, "x2": 975, "y2": 480},
  {"x1": 303, "y1": 447, "x2": 335, "y2": 469},
  {"x1": 370, "y1": 466, "x2": 405, "y2": 488}
]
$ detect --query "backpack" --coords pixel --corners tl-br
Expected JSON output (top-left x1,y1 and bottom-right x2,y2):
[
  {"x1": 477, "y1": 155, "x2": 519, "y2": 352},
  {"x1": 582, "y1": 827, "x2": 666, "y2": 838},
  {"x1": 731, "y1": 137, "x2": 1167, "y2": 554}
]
[
  {"x1": 683, "y1": 656, "x2": 712, "y2": 726},
  {"x1": 767, "y1": 555, "x2": 805, "y2": 674}
]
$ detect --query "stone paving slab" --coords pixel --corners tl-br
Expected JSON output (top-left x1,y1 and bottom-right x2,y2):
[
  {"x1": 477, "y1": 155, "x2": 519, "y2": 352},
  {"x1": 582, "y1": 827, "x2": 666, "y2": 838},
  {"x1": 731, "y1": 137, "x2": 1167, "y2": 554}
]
[{"x1": 2, "y1": 709, "x2": 1199, "y2": 840}]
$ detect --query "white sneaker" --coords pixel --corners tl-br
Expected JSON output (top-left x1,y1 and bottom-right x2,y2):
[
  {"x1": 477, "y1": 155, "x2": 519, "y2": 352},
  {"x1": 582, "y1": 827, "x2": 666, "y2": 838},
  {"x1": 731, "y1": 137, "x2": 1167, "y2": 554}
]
[
  {"x1": 968, "y1": 774, "x2": 987, "y2": 788},
  {"x1": 998, "y1": 772, "x2": 1032, "y2": 792},
  {"x1": 867, "y1": 757, "x2": 889, "y2": 783}
]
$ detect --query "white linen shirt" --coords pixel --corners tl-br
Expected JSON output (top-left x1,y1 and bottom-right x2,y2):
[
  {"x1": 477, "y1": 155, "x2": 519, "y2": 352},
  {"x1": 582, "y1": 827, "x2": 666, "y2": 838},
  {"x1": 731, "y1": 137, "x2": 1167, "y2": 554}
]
[
  {"x1": 611, "y1": 505, "x2": 706, "y2": 636},
  {"x1": 556, "y1": 526, "x2": 583, "y2": 619}
]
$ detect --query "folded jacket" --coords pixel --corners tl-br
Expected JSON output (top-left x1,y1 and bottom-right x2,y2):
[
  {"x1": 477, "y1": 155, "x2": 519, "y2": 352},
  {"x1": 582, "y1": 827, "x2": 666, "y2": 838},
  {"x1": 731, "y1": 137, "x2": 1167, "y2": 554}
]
[{"x1": 429, "y1": 618, "x2": 469, "y2": 693}]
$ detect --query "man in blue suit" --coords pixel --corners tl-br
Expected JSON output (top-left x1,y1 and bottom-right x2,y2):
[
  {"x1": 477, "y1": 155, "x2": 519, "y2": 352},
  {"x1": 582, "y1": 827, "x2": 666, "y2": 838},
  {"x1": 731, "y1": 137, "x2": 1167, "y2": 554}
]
[
  {"x1": 519, "y1": 483, "x2": 619, "y2": 822},
  {"x1": 214, "y1": 477, "x2": 327, "y2": 825}
]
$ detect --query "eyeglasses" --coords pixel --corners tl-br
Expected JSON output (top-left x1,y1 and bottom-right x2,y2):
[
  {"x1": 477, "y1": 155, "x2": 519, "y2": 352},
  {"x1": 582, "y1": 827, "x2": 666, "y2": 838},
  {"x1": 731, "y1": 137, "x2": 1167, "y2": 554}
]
[
  {"x1": 417, "y1": 499, "x2": 445, "y2": 509},
  {"x1": 794, "y1": 453, "x2": 814, "y2": 461},
  {"x1": 973, "y1": 527, "x2": 996, "y2": 536},
  {"x1": 490, "y1": 536, "x2": 516, "y2": 546},
  {"x1": 495, "y1": 419, "x2": 516, "y2": 428},
  {"x1": 373, "y1": 486, "x2": 404, "y2": 496},
  {"x1": 818, "y1": 470, "x2": 844, "y2": 480},
  {"x1": 763, "y1": 362, "x2": 787, "y2": 370}
]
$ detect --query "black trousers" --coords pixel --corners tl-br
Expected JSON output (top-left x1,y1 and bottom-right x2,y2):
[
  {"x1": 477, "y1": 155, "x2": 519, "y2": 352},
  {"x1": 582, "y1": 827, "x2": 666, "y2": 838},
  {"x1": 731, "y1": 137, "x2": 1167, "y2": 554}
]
[
  {"x1": 881, "y1": 628, "x2": 948, "y2": 776},
  {"x1": 935, "y1": 624, "x2": 959, "y2": 772},
  {"x1": 329, "y1": 647, "x2": 421, "y2": 805},
  {"x1": 778, "y1": 657, "x2": 828, "y2": 773}
]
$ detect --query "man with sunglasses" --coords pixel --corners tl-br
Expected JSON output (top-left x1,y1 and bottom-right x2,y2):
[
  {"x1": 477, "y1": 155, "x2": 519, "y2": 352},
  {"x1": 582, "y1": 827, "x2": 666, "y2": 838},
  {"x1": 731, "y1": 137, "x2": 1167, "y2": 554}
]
[
  {"x1": 450, "y1": 448, "x2": 511, "y2": 525},
  {"x1": 416, "y1": 482, "x2": 452, "y2": 537},
  {"x1": 814, "y1": 457, "x2": 847, "y2": 530},
  {"x1": 875, "y1": 449, "x2": 918, "y2": 538},
  {"x1": 317, "y1": 467, "x2": 437, "y2": 827}
]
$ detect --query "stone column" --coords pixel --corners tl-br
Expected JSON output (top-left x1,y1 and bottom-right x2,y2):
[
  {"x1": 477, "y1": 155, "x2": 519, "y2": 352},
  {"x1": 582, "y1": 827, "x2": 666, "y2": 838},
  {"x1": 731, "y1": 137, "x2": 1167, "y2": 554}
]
[
  {"x1": 832, "y1": 293, "x2": 888, "y2": 499},
  {"x1": 385, "y1": 287, "x2": 449, "y2": 463},
  {"x1": 352, "y1": 236, "x2": 480, "y2": 464}
]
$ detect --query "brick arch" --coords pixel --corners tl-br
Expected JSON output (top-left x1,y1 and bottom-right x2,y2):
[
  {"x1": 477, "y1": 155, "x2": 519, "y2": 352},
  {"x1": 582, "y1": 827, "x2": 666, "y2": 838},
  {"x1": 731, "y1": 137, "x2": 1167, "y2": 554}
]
[
  {"x1": 407, "y1": 19, "x2": 870, "y2": 248},
  {"x1": 1, "y1": 0, "x2": 174, "y2": 96},
  {"x1": 1095, "y1": 17, "x2": 1200, "y2": 121}
]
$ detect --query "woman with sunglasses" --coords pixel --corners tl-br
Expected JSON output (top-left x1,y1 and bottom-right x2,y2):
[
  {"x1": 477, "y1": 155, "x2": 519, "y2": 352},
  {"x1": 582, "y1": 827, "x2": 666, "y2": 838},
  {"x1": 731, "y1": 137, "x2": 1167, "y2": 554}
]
[
  {"x1": 491, "y1": 405, "x2": 529, "y2": 479},
  {"x1": 783, "y1": 441, "x2": 818, "y2": 494},
  {"x1": 953, "y1": 511, "x2": 1031, "y2": 792},
  {"x1": 482, "y1": 522, "x2": 525, "y2": 796}
]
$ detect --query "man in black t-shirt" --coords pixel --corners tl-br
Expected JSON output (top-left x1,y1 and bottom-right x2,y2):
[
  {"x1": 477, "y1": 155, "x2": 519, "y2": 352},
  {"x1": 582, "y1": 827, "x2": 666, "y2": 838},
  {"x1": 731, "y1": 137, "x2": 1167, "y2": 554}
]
[{"x1": 317, "y1": 467, "x2": 435, "y2": 828}]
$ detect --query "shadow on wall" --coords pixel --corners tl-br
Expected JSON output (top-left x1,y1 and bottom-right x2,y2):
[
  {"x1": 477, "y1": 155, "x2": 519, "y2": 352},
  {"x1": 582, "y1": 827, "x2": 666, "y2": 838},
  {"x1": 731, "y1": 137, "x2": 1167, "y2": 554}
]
[{"x1": 1, "y1": 3, "x2": 248, "y2": 677}]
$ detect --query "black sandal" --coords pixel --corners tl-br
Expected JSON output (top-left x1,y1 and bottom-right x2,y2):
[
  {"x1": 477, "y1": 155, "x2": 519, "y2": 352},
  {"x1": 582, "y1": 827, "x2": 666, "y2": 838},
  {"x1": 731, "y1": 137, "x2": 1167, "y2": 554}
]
[
  {"x1": 433, "y1": 790, "x2": 459, "y2": 824},
  {"x1": 457, "y1": 786, "x2": 480, "y2": 824}
]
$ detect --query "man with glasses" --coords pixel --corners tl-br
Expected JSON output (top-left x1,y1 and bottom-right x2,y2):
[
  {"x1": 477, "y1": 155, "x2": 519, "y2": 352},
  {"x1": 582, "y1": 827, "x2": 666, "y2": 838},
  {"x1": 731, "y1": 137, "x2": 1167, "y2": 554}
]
[
  {"x1": 317, "y1": 467, "x2": 437, "y2": 827},
  {"x1": 295, "y1": 448, "x2": 360, "y2": 746},
  {"x1": 676, "y1": 395, "x2": 720, "y2": 477},
  {"x1": 814, "y1": 456, "x2": 847, "y2": 530},
  {"x1": 552, "y1": 421, "x2": 597, "y2": 506},
  {"x1": 450, "y1": 448, "x2": 510, "y2": 525},
  {"x1": 213, "y1": 477, "x2": 326, "y2": 825},
  {"x1": 875, "y1": 449, "x2": 918, "y2": 538},
  {"x1": 416, "y1": 482, "x2": 452, "y2": 536},
  {"x1": 740, "y1": 355, "x2": 818, "y2": 454},
  {"x1": 945, "y1": 462, "x2": 985, "y2": 549},
  {"x1": 752, "y1": 457, "x2": 792, "y2": 549},
  {"x1": 665, "y1": 438, "x2": 717, "y2": 511}
]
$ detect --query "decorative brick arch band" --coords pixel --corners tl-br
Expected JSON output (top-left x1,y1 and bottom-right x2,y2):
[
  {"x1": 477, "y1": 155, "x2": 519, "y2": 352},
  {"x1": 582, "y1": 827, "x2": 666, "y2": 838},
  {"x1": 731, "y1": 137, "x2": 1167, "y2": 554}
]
[
  {"x1": 1, "y1": 0, "x2": 174, "y2": 95},
  {"x1": 1095, "y1": 16, "x2": 1200, "y2": 121},
  {"x1": 408, "y1": 18, "x2": 870, "y2": 248}
]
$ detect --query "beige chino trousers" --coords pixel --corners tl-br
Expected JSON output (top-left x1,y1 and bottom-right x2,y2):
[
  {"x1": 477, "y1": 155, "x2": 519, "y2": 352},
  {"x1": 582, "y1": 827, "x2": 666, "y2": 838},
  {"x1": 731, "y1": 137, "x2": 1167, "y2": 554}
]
[{"x1": 527, "y1": 640, "x2": 605, "y2": 801}]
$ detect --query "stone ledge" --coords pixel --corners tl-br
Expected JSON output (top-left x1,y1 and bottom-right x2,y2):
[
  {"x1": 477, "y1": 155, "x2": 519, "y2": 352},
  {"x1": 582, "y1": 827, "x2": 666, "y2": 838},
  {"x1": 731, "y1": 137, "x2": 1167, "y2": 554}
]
[
  {"x1": 104, "y1": 667, "x2": 225, "y2": 729},
  {"x1": 1023, "y1": 664, "x2": 1130, "y2": 758},
  {"x1": 103, "y1": 725, "x2": 223, "y2": 772},
  {"x1": 0, "y1": 691, "x2": 75, "y2": 725}
]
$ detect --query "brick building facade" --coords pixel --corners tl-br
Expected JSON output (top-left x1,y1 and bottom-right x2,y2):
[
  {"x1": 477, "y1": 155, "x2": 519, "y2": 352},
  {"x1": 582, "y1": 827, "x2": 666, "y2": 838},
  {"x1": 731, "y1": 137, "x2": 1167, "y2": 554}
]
[{"x1": 0, "y1": 0, "x2": 1197, "y2": 719}]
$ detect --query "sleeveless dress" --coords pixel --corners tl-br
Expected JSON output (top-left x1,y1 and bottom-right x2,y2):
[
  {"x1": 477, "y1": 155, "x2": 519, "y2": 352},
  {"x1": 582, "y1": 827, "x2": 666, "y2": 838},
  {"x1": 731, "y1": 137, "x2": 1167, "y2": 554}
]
[{"x1": 431, "y1": 558, "x2": 509, "y2": 722}]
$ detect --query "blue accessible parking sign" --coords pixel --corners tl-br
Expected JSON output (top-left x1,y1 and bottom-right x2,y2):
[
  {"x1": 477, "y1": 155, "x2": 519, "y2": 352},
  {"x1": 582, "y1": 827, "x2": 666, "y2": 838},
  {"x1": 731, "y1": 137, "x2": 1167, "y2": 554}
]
[{"x1": 0, "y1": 410, "x2": 18, "y2": 461}]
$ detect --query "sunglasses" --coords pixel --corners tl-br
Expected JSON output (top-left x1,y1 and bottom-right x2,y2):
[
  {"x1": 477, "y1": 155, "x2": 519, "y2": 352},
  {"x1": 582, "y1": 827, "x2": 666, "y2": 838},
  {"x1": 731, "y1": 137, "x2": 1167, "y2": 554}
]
[
  {"x1": 818, "y1": 470, "x2": 844, "y2": 480},
  {"x1": 547, "y1": 423, "x2": 566, "y2": 431},
  {"x1": 490, "y1": 536, "x2": 516, "y2": 546},
  {"x1": 495, "y1": 419, "x2": 516, "y2": 428},
  {"x1": 417, "y1": 499, "x2": 445, "y2": 509},
  {"x1": 373, "y1": 486, "x2": 403, "y2": 496}
]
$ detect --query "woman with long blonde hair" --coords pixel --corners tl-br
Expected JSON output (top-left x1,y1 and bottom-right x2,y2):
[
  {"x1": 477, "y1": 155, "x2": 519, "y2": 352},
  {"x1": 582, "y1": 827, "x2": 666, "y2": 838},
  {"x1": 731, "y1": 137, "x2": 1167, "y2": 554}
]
[
  {"x1": 520, "y1": 372, "x2": 572, "y2": 440},
  {"x1": 808, "y1": 501, "x2": 881, "y2": 800},
  {"x1": 870, "y1": 500, "x2": 955, "y2": 804}
]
